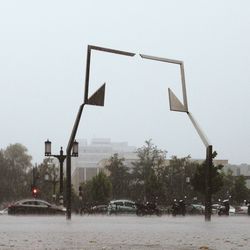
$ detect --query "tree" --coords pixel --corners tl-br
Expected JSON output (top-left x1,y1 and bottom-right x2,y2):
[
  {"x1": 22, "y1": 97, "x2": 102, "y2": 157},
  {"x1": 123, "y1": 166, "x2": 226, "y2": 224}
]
[
  {"x1": 88, "y1": 172, "x2": 112, "y2": 204},
  {"x1": 81, "y1": 180, "x2": 93, "y2": 204},
  {"x1": 191, "y1": 152, "x2": 224, "y2": 199},
  {"x1": 0, "y1": 151, "x2": 11, "y2": 203},
  {"x1": 164, "y1": 155, "x2": 199, "y2": 204},
  {"x1": 4, "y1": 143, "x2": 32, "y2": 172},
  {"x1": 213, "y1": 169, "x2": 234, "y2": 203},
  {"x1": 105, "y1": 153, "x2": 130, "y2": 199},
  {"x1": 32, "y1": 159, "x2": 60, "y2": 203},
  {"x1": 131, "y1": 140, "x2": 167, "y2": 203},
  {"x1": 231, "y1": 176, "x2": 249, "y2": 204},
  {"x1": 0, "y1": 144, "x2": 32, "y2": 203}
]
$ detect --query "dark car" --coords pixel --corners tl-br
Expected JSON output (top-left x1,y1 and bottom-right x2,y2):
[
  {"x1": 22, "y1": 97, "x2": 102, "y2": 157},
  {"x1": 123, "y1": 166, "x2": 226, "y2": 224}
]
[
  {"x1": 186, "y1": 204, "x2": 205, "y2": 215},
  {"x1": 8, "y1": 199, "x2": 66, "y2": 215},
  {"x1": 90, "y1": 205, "x2": 108, "y2": 214},
  {"x1": 136, "y1": 202, "x2": 162, "y2": 216}
]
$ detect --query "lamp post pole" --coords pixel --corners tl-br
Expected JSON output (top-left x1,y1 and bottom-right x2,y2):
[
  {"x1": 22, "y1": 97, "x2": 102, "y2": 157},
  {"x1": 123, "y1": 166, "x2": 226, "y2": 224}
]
[
  {"x1": 45, "y1": 140, "x2": 78, "y2": 206},
  {"x1": 205, "y1": 145, "x2": 213, "y2": 221},
  {"x1": 58, "y1": 147, "x2": 66, "y2": 198}
]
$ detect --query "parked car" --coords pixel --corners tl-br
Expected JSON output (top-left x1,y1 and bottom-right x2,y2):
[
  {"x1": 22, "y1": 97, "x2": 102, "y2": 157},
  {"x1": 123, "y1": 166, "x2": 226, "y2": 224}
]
[
  {"x1": 235, "y1": 200, "x2": 250, "y2": 215},
  {"x1": 0, "y1": 207, "x2": 8, "y2": 215},
  {"x1": 186, "y1": 204, "x2": 205, "y2": 215},
  {"x1": 212, "y1": 204, "x2": 221, "y2": 214},
  {"x1": 8, "y1": 199, "x2": 66, "y2": 215},
  {"x1": 229, "y1": 206, "x2": 236, "y2": 215},
  {"x1": 107, "y1": 200, "x2": 137, "y2": 215},
  {"x1": 90, "y1": 205, "x2": 108, "y2": 214},
  {"x1": 236, "y1": 205, "x2": 249, "y2": 214}
]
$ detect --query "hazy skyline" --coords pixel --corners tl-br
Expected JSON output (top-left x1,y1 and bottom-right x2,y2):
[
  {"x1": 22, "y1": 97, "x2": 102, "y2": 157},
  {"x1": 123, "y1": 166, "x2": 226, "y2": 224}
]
[{"x1": 1, "y1": 0, "x2": 250, "y2": 165}]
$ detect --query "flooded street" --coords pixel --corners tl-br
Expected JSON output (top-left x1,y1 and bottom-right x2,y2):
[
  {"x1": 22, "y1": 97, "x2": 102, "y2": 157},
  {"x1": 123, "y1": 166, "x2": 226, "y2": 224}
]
[{"x1": 0, "y1": 215, "x2": 250, "y2": 249}]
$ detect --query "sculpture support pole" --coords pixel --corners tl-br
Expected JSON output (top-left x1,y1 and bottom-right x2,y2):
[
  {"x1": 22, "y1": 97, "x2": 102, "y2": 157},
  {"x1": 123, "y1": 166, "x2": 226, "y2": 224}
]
[{"x1": 205, "y1": 145, "x2": 213, "y2": 221}]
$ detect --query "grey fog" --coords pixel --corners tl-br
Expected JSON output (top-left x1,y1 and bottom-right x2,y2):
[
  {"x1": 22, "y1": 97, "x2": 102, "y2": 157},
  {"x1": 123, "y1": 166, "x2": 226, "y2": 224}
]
[{"x1": 0, "y1": 0, "x2": 250, "y2": 165}]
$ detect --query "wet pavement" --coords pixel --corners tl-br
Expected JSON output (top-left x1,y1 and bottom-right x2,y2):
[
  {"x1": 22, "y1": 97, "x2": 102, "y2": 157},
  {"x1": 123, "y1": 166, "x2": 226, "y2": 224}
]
[{"x1": 0, "y1": 215, "x2": 249, "y2": 249}]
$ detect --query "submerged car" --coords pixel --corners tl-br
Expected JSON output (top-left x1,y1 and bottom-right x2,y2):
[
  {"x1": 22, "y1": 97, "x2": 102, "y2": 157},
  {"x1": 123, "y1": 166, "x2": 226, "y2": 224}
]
[
  {"x1": 107, "y1": 200, "x2": 137, "y2": 215},
  {"x1": 8, "y1": 199, "x2": 66, "y2": 215}
]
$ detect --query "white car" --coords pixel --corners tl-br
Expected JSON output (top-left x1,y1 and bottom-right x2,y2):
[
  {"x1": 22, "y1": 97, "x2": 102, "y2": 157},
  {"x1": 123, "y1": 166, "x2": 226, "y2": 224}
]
[
  {"x1": 212, "y1": 204, "x2": 220, "y2": 214},
  {"x1": 0, "y1": 208, "x2": 8, "y2": 215},
  {"x1": 236, "y1": 205, "x2": 248, "y2": 214},
  {"x1": 216, "y1": 204, "x2": 235, "y2": 215},
  {"x1": 229, "y1": 205, "x2": 236, "y2": 214},
  {"x1": 107, "y1": 199, "x2": 137, "y2": 215}
]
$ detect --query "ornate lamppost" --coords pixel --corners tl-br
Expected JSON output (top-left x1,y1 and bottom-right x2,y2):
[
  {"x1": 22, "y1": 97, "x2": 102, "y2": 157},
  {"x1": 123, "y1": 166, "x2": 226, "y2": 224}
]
[{"x1": 45, "y1": 139, "x2": 78, "y2": 205}]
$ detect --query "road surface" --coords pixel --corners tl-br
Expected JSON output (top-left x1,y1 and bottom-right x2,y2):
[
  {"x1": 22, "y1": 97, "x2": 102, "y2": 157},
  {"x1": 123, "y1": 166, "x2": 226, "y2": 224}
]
[{"x1": 0, "y1": 215, "x2": 249, "y2": 249}]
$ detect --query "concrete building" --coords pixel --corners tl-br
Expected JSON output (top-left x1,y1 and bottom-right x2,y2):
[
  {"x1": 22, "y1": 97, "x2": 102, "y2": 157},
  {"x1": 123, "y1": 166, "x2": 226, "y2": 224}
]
[
  {"x1": 71, "y1": 138, "x2": 137, "y2": 191},
  {"x1": 224, "y1": 163, "x2": 250, "y2": 188},
  {"x1": 71, "y1": 138, "x2": 250, "y2": 192},
  {"x1": 71, "y1": 138, "x2": 231, "y2": 191}
]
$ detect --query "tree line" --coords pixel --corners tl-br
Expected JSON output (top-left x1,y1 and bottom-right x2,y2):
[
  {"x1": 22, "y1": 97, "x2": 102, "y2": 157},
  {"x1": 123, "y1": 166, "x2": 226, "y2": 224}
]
[
  {"x1": 0, "y1": 144, "x2": 78, "y2": 206},
  {"x1": 80, "y1": 140, "x2": 250, "y2": 206},
  {"x1": 0, "y1": 141, "x2": 250, "y2": 209}
]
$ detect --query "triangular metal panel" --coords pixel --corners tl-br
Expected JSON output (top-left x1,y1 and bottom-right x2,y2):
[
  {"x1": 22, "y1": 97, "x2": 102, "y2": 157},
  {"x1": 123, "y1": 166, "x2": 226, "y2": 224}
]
[
  {"x1": 168, "y1": 88, "x2": 187, "y2": 112},
  {"x1": 87, "y1": 83, "x2": 106, "y2": 106}
]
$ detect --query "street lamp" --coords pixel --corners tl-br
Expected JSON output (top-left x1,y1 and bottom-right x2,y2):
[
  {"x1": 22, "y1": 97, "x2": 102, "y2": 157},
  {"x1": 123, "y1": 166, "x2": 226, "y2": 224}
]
[
  {"x1": 72, "y1": 140, "x2": 79, "y2": 157},
  {"x1": 45, "y1": 140, "x2": 51, "y2": 156},
  {"x1": 65, "y1": 45, "x2": 135, "y2": 220},
  {"x1": 44, "y1": 139, "x2": 78, "y2": 205},
  {"x1": 140, "y1": 53, "x2": 213, "y2": 221}
]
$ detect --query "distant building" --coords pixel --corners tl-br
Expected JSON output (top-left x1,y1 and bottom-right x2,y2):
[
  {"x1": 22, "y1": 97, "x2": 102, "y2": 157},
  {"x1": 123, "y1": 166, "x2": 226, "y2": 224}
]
[
  {"x1": 187, "y1": 159, "x2": 228, "y2": 166},
  {"x1": 71, "y1": 138, "x2": 137, "y2": 191},
  {"x1": 71, "y1": 139, "x2": 230, "y2": 191},
  {"x1": 72, "y1": 138, "x2": 250, "y2": 192},
  {"x1": 224, "y1": 163, "x2": 250, "y2": 189}
]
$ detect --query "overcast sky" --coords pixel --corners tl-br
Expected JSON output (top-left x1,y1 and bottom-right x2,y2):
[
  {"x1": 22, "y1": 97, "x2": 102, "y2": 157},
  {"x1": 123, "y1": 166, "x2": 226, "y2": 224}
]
[{"x1": 0, "y1": 0, "x2": 250, "y2": 165}]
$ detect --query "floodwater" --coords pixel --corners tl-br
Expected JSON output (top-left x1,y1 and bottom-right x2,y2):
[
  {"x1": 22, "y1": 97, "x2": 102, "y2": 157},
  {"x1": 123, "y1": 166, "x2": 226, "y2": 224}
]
[{"x1": 0, "y1": 215, "x2": 249, "y2": 249}]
